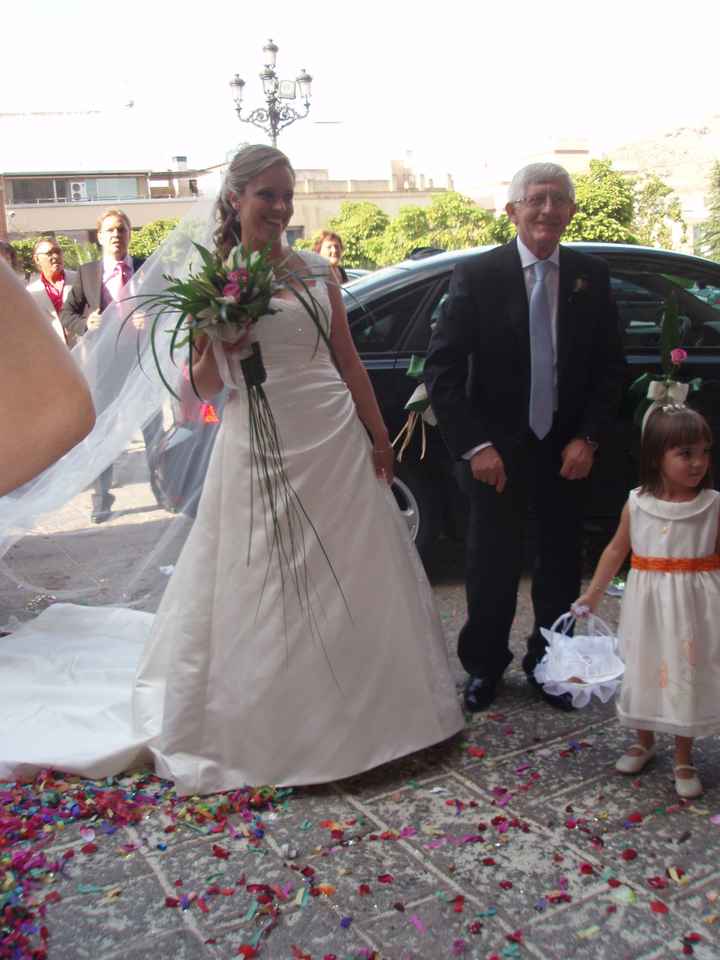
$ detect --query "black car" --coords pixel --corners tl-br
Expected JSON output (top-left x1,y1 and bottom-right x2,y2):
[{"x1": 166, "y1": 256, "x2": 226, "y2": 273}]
[
  {"x1": 343, "y1": 243, "x2": 720, "y2": 559},
  {"x1": 150, "y1": 244, "x2": 720, "y2": 562}
]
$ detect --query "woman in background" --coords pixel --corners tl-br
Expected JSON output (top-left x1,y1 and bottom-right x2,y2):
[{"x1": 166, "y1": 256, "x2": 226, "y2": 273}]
[{"x1": 313, "y1": 230, "x2": 348, "y2": 283}]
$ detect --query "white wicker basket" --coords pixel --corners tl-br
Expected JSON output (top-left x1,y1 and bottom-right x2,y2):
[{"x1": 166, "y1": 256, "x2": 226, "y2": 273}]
[{"x1": 534, "y1": 611, "x2": 624, "y2": 708}]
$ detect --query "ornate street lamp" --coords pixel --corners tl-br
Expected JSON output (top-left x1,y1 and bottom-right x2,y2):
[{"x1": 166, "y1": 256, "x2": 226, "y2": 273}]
[{"x1": 230, "y1": 40, "x2": 312, "y2": 147}]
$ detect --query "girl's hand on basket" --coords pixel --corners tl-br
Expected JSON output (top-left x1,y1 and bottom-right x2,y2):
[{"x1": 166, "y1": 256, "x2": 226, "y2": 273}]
[{"x1": 572, "y1": 595, "x2": 596, "y2": 617}]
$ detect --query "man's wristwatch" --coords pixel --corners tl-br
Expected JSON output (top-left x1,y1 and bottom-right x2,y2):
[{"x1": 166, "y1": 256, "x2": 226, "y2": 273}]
[{"x1": 583, "y1": 436, "x2": 599, "y2": 452}]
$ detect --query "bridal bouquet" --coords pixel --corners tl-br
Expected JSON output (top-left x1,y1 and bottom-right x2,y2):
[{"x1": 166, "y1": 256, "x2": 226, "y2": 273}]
[
  {"x1": 129, "y1": 241, "x2": 326, "y2": 395},
  {"x1": 126, "y1": 241, "x2": 344, "y2": 629}
]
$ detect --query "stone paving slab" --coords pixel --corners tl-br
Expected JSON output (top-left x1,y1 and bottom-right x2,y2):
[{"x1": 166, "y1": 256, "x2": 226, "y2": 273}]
[
  {"x1": 3, "y1": 480, "x2": 720, "y2": 958},
  {"x1": 109, "y1": 930, "x2": 214, "y2": 960},
  {"x1": 45, "y1": 873, "x2": 178, "y2": 959},
  {"x1": 208, "y1": 897, "x2": 381, "y2": 959},
  {"x1": 52, "y1": 833, "x2": 156, "y2": 891},
  {"x1": 361, "y1": 892, "x2": 512, "y2": 959}
]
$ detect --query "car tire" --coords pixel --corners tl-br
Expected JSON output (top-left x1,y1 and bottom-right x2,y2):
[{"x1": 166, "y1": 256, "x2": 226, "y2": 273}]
[{"x1": 391, "y1": 461, "x2": 441, "y2": 564}]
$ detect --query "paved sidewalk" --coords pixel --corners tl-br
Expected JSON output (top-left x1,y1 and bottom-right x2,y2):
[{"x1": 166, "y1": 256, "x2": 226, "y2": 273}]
[{"x1": 2, "y1": 467, "x2": 719, "y2": 959}]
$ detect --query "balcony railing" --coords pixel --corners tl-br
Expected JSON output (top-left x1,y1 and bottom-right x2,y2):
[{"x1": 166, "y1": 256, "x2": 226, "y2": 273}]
[{"x1": 9, "y1": 195, "x2": 203, "y2": 207}]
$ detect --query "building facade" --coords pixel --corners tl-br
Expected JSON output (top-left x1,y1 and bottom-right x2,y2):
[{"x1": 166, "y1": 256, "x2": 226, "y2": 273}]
[{"x1": 1, "y1": 159, "x2": 450, "y2": 245}]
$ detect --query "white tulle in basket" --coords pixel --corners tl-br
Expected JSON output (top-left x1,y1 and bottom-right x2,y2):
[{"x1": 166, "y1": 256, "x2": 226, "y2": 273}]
[{"x1": 534, "y1": 611, "x2": 624, "y2": 708}]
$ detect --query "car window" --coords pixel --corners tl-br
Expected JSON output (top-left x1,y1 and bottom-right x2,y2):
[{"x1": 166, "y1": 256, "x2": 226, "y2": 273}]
[
  {"x1": 400, "y1": 278, "x2": 452, "y2": 352},
  {"x1": 610, "y1": 265, "x2": 720, "y2": 350},
  {"x1": 348, "y1": 280, "x2": 436, "y2": 353}
]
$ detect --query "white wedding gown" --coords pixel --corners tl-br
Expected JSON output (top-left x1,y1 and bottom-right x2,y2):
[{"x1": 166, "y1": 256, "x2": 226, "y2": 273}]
[{"x1": 0, "y1": 258, "x2": 463, "y2": 795}]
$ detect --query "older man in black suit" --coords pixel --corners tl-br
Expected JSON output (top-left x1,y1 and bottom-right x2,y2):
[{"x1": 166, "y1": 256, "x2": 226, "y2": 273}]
[
  {"x1": 61, "y1": 209, "x2": 150, "y2": 523},
  {"x1": 425, "y1": 162, "x2": 625, "y2": 713}
]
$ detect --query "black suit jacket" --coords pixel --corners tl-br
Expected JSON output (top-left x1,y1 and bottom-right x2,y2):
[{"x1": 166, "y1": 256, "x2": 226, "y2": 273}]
[
  {"x1": 424, "y1": 240, "x2": 626, "y2": 463},
  {"x1": 61, "y1": 256, "x2": 146, "y2": 338}
]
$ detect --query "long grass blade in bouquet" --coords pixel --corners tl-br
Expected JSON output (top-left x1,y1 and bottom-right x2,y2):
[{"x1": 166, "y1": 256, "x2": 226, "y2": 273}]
[{"x1": 123, "y1": 241, "x2": 350, "y2": 660}]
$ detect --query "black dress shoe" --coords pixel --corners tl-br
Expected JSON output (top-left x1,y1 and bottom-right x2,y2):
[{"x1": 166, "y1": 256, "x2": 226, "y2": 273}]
[
  {"x1": 463, "y1": 675, "x2": 498, "y2": 713},
  {"x1": 91, "y1": 494, "x2": 115, "y2": 524},
  {"x1": 525, "y1": 669, "x2": 575, "y2": 712}
]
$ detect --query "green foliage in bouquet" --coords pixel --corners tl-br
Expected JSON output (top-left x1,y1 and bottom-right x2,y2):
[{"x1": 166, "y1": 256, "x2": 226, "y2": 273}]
[
  {"x1": 125, "y1": 239, "x2": 346, "y2": 653},
  {"x1": 125, "y1": 240, "x2": 330, "y2": 399}
]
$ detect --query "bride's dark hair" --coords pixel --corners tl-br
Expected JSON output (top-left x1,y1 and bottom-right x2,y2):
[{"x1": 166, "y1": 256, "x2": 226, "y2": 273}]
[{"x1": 214, "y1": 145, "x2": 295, "y2": 258}]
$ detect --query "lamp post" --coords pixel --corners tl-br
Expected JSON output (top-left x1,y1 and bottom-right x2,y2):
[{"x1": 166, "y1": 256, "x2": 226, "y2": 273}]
[{"x1": 230, "y1": 40, "x2": 312, "y2": 147}]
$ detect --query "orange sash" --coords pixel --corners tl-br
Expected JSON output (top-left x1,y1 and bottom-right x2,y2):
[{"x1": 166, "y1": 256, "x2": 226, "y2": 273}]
[{"x1": 630, "y1": 553, "x2": 720, "y2": 573}]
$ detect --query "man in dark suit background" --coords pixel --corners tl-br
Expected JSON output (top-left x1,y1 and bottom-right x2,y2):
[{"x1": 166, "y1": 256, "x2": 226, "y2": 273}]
[
  {"x1": 425, "y1": 162, "x2": 625, "y2": 713},
  {"x1": 61, "y1": 209, "x2": 150, "y2": 523}
]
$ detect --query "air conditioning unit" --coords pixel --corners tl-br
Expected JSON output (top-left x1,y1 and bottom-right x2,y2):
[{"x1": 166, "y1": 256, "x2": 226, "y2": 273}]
[{"x1": 70, "y1": 181, "x2": 87, "y2": 202}]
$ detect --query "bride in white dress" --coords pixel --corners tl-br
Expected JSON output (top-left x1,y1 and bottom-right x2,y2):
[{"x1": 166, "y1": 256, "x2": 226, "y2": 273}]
[{"x1": 0, "y1": 146, "x2": 463, "y2": 795}]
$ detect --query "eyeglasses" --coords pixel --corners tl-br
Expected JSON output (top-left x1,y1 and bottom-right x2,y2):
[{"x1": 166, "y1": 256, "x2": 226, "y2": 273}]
[
  {"x1": 516, "y1": 192, "x2": 572, "y2": 209},
  {"x1": 36, "y1": 248, "x2": 62, "y2": 257}
]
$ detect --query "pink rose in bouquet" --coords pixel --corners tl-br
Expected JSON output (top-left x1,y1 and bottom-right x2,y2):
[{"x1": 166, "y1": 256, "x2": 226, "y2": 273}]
[
  {"x1": 222, "y1": 281, "x2": 241, "y2": 299},
  {"x1": 670, "y1": 347, "x2": 687, "y2": 365}
]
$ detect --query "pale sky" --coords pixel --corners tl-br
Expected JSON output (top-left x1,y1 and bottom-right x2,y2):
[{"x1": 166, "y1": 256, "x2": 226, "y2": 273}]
[{"x1": 4, "y1": 0, "x2": 720, "y2": 196}]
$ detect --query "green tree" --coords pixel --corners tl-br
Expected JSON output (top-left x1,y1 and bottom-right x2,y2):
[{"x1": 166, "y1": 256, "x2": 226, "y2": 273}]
[
  {"x1": 633, "y1": 173, "x2": 686, "y2": 249},
  {"x1": 700, "y1": 161, "x2": 720, "y2": 261},
  {"x1": 129, "y1": 218, "x2": 179, "y2": 259},
  {"x1": 372, "y1": 192, "x2": 514, "y2": 266},
  {"x1": 373, "y1": 205, "x2": 430, "y2": 266},
  {"x1": 327, "y1": 202, "x2": 390, "y2": 268},
  {"x1": 488, "y1": 212, "x2": 515, "y2": 245},
  {"x1": 293, "y1": 236, "x2": 314, "y2": 252},
  {"x1": 564, "y1": 159, "x2": 637, "y2": 243},
  {"x1": 424, "y1": 192, "x2": 496, "y2": 251}
]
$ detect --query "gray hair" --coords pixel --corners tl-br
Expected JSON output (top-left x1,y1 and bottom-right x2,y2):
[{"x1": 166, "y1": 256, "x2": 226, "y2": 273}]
[
  {"x1": 214, "y1": 144, "x2": 295, "y2": 256},
  {"x1": 507, "y1": 162, "x2": 575, "y2": 204}
]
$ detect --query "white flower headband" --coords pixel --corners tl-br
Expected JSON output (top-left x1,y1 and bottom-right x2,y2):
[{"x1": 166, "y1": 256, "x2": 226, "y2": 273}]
[{"x1": 641, "y1": 379, "x2": 689, "y2": 433}]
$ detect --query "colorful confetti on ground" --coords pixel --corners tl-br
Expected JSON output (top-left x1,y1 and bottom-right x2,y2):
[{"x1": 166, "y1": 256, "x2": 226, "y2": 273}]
[
  {"x1": 0, "y1": 769, "x2": 285, "y2": 959},
  {"x1": 2, "y1": 724, "x2": 719, "y2": 958}
]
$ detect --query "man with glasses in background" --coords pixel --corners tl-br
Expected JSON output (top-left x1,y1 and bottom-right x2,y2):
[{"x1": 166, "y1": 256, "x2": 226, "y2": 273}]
[
  {"x1": 26, "y1": 239, "x2": 77, "y2": 347},
  {"x1": 425, "y1": 162, "x2": 625, "y2": 713}
]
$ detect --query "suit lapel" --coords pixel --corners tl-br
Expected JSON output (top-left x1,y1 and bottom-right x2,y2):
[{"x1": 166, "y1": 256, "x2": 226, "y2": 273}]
[
  {"x1": 501, "y1": 240, "x2": 530, "y2": 353},
  {"x1": 84, "y1": 261, "x2": 103, "y2": 312},
  {"x1": 556, "y1": 246, "x2": 576, "y2": 380}
]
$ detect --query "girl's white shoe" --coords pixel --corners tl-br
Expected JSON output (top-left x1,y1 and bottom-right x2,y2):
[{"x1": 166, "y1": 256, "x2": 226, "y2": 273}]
[
  {"x1": 674, "y1": 765, "x2": 703, "y2": 799},
  {"x1": 615, "y1": 743, "x2": 657, "y2": 774}
]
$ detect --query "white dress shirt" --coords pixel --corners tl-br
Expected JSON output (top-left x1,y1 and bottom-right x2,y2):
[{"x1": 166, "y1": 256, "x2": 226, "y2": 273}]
[{"x1": 463, "y1": 238, "x2": 560, "y2": 460}]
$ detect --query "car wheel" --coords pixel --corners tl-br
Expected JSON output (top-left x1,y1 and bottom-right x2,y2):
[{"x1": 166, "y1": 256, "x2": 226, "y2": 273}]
[{"x1": 391, "y1": 461, "x2": 441, "y2": 563}]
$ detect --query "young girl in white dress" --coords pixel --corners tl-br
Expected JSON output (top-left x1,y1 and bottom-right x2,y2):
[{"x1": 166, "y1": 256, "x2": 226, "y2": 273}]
[{"x1": 576, "y1": 404, "x2": 720, "y2": 798}]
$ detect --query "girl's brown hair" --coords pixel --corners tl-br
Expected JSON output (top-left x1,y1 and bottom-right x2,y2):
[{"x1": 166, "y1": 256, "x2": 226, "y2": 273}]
[{"x1": 639, "y1": 405, "x2": 713, "y2": 495}]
